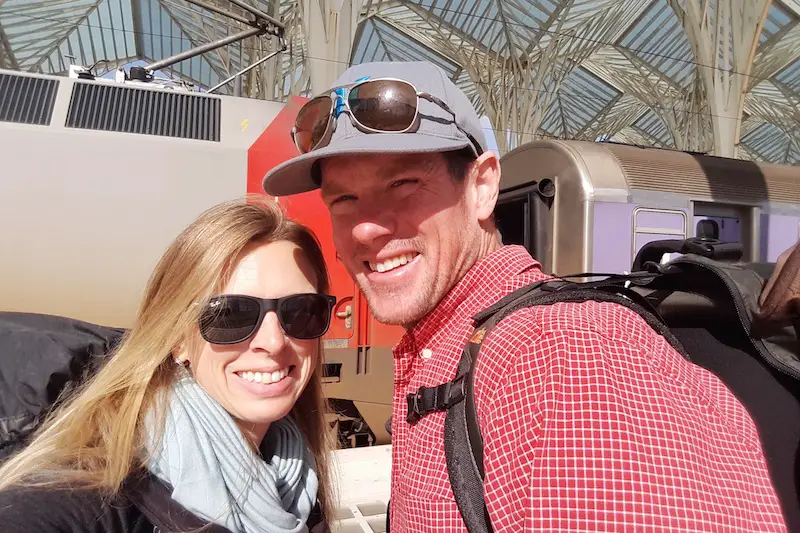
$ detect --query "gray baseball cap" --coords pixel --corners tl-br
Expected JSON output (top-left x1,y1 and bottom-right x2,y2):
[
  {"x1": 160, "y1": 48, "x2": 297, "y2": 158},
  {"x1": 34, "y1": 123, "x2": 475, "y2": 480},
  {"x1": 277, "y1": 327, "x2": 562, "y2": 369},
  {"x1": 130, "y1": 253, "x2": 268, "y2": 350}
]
[{"x1": 262, "y1": 61, "x2": 489, "y2": 196}]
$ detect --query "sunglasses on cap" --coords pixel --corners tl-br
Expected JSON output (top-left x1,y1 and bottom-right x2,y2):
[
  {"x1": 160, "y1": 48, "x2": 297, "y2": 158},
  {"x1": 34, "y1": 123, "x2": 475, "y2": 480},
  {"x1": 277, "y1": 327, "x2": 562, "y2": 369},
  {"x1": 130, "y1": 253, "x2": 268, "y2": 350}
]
[
  {"x1": 291, "y1": 77, "x2": 484, "y2": 156},
  {"x1": 199, "y1": 293, "x2": 337, "y2": 345}
]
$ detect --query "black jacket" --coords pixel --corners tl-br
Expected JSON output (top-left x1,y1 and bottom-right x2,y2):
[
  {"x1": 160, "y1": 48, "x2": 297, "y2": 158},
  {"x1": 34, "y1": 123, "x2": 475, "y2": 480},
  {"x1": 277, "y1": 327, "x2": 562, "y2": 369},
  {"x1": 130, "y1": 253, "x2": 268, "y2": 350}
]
[{"x1": 0, "y1": 471, "x2": 328, "y2": 533}]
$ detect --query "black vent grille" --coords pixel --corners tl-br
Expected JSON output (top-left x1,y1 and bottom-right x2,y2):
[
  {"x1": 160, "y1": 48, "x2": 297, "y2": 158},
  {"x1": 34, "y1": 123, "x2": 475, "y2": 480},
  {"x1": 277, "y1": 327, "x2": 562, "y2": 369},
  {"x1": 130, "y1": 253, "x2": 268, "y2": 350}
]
[
  {"x1": 0, "y1": 72, "x2": 59, "y2": 125},
  {"x1": 66, "y1": 83, "x2": 220, "y2": 141}
]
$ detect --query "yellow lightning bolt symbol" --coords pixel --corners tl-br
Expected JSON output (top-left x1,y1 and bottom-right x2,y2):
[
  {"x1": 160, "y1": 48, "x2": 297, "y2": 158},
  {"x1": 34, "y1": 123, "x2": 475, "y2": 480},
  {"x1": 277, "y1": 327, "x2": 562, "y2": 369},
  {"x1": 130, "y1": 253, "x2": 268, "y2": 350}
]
[{"x1": 241, "y1": 119, "x2": 249, "y2": 132}]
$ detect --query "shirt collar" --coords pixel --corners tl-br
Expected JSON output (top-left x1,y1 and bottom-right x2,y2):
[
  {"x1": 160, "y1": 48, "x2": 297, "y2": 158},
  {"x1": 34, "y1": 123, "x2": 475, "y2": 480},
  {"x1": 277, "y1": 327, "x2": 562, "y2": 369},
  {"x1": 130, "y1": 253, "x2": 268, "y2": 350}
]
[{"x1": 394, "y1": 245, "x2": 544, "y2": 357}]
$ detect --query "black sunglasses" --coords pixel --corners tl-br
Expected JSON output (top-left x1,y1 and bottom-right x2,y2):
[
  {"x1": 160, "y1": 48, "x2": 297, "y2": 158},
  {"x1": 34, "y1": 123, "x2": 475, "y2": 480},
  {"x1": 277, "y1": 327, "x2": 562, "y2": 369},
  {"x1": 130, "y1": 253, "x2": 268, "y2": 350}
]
[{"x1": 199, "y1": 293, "x2": 337, "y2": 345}]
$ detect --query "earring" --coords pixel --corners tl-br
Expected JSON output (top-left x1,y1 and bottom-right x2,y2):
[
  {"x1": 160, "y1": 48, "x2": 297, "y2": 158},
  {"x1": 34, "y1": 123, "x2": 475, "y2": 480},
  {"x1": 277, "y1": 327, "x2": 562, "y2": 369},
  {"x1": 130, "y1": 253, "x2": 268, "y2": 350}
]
[{"x1": 174, "y1": 358, "x2": 190, "y2": 368}]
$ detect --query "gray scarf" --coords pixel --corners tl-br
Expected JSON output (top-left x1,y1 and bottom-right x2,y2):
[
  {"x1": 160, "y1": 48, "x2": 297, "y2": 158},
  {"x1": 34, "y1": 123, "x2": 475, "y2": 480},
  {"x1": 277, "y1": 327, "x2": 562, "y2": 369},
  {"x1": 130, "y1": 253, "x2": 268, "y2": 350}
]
[{"x1": 144, "y1": 372, "x2": 318, "y2": 533}]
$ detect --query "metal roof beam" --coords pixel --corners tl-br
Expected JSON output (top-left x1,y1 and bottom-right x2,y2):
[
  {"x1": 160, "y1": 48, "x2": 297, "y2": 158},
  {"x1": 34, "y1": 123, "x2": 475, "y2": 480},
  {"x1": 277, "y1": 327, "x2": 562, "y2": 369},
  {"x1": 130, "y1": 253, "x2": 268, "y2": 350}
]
[
  {"x1": 0, "y1": 21, "x2": 18, "y2": 69},
  {"x1": 782, "y1": 0, "x2": 800, "y2": 16},
  {"x1": 582, "y1": 94, "x2": 649, "y2": 139},
  {"x1": 131, "y1": 0, "x2": 144, "y2": 58}
]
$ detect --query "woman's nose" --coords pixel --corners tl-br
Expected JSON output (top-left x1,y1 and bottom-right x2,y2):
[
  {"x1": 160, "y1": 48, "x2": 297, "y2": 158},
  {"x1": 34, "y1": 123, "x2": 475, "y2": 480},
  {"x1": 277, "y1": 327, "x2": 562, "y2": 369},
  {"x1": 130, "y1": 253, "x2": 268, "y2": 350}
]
[{"x1": 249, "y1": 312, "x2": 287, "y2": 354}]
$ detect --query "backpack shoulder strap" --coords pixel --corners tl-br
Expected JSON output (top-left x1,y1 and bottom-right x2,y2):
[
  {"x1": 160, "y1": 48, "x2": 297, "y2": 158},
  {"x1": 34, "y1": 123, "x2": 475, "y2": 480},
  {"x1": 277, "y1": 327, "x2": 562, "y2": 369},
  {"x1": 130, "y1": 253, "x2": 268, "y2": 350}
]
[
  {"x1": 405, "y1": 272, "x2": 686, "y2": 533},
  {"x1": 439, "y1": 299, "x2": 509, "y2": 533}
]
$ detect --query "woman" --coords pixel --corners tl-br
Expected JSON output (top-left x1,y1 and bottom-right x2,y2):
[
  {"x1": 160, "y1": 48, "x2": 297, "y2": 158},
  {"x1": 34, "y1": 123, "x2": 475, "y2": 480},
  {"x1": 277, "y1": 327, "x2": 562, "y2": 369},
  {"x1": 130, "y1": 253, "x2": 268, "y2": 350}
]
[{"x1": 0, "y1": 195, "x2": 337, "y2": 532}]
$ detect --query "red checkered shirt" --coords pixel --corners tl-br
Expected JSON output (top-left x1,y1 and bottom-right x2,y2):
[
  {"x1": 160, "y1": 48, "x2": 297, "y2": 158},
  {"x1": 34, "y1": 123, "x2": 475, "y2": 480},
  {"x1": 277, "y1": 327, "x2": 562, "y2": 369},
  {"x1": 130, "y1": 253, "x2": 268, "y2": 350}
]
[{"x1": 389, "y1": 245, "x2": 787, "y2": 532}]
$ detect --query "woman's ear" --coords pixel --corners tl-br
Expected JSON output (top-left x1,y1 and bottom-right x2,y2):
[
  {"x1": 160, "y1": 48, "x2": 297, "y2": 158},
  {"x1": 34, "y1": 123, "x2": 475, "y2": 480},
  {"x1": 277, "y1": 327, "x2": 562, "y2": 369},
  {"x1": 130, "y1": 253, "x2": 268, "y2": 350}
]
[{"x1": 171, "y1": 340, "x2": 190, "y2": 367}]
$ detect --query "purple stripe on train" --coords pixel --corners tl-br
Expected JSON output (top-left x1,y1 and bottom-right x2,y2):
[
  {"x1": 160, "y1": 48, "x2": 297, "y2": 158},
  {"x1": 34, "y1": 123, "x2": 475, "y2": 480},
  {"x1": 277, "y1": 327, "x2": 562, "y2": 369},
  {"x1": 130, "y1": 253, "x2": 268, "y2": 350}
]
[
  {"x1": 761, "y1": 214, "x2": 800, "y2": 262},
  {"x1": 592, "y1": 202, "x2": 688, "y2": 274},
  {"x1": 591, "y1": 202, "x2": 800, "y2": 273}
]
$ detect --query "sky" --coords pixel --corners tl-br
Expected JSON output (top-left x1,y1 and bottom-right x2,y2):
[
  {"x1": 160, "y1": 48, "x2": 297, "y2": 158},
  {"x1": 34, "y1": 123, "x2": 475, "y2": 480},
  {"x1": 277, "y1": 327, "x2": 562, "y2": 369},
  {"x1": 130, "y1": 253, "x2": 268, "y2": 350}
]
[{"x1": 480, "y1": 116, "x2": 500, "y2": 153}]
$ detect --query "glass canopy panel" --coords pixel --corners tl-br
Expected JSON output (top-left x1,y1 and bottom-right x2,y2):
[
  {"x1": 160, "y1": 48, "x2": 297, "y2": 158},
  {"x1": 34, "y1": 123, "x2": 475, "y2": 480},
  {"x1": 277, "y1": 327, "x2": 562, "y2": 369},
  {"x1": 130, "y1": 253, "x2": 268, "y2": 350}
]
[
  {"x1": 618, "y1": 0, "x2": 694, "y2": 89},
  {"x1": 427, "y1": 0, "x2": 506, "y2": 54},
  {"x1": 0, "y1": 0, "x2": 109, "y2": 71},
  {"x1": 760, "y1": 1, "x2": 795, "y2": 43},
  {"x1": 742, "y1": 121, "x2": 798, "y2": 164},
  {"x1": 350, "y1": 16, "x2": 461, "y2": 77},
  {"x1": 419, "y1": 0, "x2": 558, "y2": 55},
  {"x1": 351, "y1": 18, "x2": 390, "y2": 64},
  {"x1": 540, "y1": 65, "x2": 621, "y2": 137},
  {"x1": 775, "y1": 58, "x2": 799, "y2": 92},
  {"x1": 633, "y1": 108, "x2": 674, "y2": 147}
]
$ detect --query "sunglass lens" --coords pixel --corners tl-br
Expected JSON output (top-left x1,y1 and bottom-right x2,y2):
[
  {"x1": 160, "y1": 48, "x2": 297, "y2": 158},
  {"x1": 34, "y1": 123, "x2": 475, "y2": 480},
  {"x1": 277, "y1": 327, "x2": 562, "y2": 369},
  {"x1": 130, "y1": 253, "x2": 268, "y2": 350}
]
[
  {"x1": 294, "y1": 97, "x2": 333, "y2": 153},
  {"x1": 200, "y1": 296, "x2": 261, "y2": 344},
  {"x1": 279, "y1": 294, "x2": 332, "y2": 339},
  {"x1": 348, "y1": 80, "x2": 417, "y2": 132}
]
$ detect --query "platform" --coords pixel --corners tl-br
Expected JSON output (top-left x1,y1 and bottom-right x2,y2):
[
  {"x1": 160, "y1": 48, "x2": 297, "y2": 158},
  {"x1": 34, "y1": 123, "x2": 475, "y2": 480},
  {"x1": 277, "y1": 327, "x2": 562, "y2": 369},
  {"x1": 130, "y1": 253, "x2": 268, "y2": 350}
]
[{"x1": 330, "y1": 445, "x2": 392, "y2": 533}]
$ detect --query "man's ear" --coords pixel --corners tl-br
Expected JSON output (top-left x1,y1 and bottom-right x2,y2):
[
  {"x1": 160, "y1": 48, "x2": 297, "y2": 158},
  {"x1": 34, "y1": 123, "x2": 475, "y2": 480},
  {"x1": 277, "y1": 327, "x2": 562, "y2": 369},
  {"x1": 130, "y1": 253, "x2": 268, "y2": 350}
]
[{"x1": 471, "y1": 151, "x2": 501, "y2": 223}]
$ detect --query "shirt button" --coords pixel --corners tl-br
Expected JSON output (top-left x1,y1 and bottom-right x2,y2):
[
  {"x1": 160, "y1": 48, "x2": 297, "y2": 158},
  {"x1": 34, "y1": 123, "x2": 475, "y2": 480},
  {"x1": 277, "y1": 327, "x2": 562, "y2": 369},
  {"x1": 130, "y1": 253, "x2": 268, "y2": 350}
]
[{"x1": 421, "y1": 348, "x2": 433, "y2": 359}]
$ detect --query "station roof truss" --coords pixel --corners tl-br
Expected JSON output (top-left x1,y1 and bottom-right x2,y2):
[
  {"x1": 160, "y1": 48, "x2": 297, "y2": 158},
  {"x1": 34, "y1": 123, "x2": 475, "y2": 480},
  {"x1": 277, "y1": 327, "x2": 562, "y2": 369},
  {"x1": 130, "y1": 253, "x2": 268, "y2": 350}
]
[{"x1": 1, "y1": 0, "x2": 798, "y2": 164}]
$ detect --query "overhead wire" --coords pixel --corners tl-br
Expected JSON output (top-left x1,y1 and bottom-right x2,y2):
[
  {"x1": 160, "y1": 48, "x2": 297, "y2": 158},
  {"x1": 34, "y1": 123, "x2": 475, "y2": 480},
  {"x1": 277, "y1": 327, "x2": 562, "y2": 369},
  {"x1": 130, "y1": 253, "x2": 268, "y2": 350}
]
[{"x1": 6, "y1": 5, "x2": 794, "y2": 79}]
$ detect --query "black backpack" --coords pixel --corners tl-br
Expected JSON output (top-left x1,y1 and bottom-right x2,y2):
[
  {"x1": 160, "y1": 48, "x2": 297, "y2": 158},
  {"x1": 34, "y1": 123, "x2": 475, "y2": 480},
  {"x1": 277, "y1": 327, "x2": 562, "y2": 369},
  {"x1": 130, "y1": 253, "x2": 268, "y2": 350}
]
[
  {"x1": 0, "y1": 312, "x2": 126, "y2": 460},
  {"x1": 405, "y1": 238, "x2": 800, "y2": 532}
]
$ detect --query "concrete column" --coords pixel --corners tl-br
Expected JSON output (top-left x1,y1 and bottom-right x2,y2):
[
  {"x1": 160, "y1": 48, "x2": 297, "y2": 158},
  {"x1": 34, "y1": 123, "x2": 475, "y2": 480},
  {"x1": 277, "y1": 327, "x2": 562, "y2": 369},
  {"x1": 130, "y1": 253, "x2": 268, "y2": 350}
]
[
  {"x1": 302, "y1": 0, "x2": 364, "y2": 96},
  {"x1": 672, "y1": 0, "x2": 772, "y2": 158}
]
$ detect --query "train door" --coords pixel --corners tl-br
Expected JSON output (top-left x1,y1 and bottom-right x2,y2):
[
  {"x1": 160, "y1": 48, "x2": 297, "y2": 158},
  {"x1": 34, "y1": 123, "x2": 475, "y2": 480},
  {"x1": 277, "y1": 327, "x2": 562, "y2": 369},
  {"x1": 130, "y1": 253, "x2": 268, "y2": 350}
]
[{"x1": 494, "y1": 178, "x2": 556, "y2": 273}]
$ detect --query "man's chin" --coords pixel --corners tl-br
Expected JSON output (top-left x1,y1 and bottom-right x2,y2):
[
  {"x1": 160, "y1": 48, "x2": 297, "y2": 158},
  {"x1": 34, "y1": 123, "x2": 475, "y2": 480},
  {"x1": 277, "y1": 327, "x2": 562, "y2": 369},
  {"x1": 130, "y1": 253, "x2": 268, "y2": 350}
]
[
  {"x1": 362, "y1": 292, "x2": 430, "y2": 327},
  {"x1": 372, "y1": 311, "x2": 420, "y2": 328}
]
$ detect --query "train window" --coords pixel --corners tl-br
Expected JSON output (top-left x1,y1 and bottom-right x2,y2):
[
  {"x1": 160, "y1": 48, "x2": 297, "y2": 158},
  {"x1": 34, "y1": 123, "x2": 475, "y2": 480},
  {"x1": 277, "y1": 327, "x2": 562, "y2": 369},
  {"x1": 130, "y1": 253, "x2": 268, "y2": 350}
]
[
  {"x1": 631, "y1": 208, "x2": 688, "y2": 264},
  {"x1": 692, "y1": 202, "x2": 756, "y2": 261},
  {"x1": 696, "y1": 219, "x2": 719, "y2": 239}
]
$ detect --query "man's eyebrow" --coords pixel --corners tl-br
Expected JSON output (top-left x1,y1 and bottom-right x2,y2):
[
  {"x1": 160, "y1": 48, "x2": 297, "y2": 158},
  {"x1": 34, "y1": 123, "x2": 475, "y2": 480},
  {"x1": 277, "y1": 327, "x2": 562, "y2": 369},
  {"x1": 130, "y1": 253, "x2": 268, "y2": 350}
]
[
  {"x1": 321, "y1": 156, "x2": 439, "y2": 197},
  {"x1": 320, "y1": 180, "x2": 349, "y2": 198},
  {"x1": 378, "y1": 157, "x2": 437, "y2": 180}
]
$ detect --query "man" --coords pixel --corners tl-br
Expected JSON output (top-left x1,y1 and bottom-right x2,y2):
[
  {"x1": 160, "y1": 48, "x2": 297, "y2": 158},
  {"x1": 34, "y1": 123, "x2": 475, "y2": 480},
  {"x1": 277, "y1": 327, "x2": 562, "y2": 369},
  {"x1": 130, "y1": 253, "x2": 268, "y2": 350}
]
[{"x1": 263, "y1": 61, "x2": 787, "y2": 531}]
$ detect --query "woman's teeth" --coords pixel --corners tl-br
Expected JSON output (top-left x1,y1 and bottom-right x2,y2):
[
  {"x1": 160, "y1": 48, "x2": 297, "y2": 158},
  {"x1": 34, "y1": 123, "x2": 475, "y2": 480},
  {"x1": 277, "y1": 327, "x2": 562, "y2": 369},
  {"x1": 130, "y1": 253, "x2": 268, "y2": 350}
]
[{"x1": 236, "y1": 367, "x2": 290, "y2": 384}]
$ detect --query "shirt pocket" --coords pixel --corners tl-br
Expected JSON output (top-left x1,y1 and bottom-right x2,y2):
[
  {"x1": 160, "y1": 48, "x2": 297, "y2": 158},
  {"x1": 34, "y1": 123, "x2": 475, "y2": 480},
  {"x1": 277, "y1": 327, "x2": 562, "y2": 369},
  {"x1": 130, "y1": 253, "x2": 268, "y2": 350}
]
[{"x1": 403, "y1": 494, "x2": 466, "y2": 532}]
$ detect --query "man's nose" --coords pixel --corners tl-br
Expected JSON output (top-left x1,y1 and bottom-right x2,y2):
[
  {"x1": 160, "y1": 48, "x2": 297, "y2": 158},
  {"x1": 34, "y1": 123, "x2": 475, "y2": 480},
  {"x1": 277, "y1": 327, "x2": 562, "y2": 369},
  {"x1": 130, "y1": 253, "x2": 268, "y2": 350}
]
[
  {"x1": 249, "y1": 312, "x2": 287, "y2": 354},
  {"x1": 351, "y1": 208, "x2": 396, "y2": 245}
]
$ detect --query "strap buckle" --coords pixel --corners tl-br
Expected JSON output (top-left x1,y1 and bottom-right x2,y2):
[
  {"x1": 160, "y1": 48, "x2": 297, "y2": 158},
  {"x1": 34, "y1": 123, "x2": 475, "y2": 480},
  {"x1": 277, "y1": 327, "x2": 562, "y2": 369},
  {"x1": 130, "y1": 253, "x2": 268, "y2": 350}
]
[{"x1": 405, "y1": 374, "x2": 466, "y2": 425}]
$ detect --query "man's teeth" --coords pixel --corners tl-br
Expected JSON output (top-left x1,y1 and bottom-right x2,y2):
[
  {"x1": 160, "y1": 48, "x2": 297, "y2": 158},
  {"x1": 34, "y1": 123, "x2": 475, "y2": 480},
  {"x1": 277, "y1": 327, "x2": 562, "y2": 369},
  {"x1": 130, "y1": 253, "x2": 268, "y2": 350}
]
[
  {"x1": 369, "y1": 252, "x2": 417, "y2": 273},
  {"x1": 236, "y1": 367, "x2": 290, "y2": 384}
]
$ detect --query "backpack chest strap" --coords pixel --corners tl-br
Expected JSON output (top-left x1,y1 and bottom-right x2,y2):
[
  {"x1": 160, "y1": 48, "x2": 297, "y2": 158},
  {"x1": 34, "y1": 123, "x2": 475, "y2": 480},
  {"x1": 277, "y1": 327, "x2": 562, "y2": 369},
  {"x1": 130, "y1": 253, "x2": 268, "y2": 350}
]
[{"x1": 406, "y1": 373, "x2": 466, "y2": 424}]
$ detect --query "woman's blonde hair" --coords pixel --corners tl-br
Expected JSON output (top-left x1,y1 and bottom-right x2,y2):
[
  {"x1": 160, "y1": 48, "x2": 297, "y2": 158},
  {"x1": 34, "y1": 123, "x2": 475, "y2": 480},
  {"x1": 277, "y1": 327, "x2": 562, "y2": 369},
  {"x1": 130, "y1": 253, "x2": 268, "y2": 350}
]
[{"x1": 0, "y1": 194, "x2": 337, "y2": 520}]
